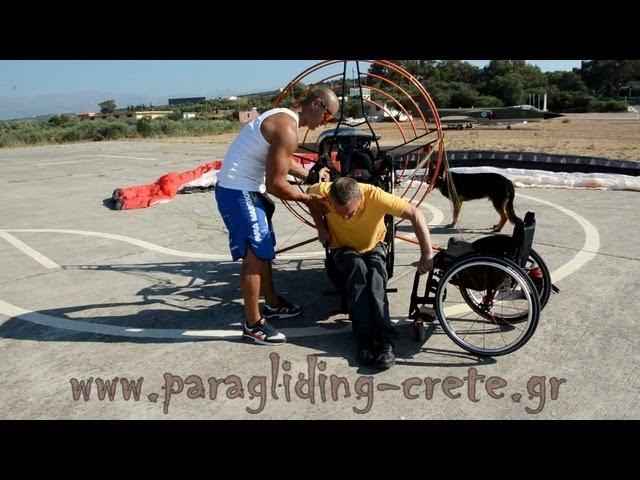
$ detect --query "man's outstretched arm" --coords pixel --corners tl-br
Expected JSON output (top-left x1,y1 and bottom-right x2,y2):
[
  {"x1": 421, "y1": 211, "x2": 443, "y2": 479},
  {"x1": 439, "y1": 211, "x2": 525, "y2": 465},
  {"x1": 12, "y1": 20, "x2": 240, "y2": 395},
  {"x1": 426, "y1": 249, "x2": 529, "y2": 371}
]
[{"x1": 399, "y1": 203, "x2": 436, "y2": 274}]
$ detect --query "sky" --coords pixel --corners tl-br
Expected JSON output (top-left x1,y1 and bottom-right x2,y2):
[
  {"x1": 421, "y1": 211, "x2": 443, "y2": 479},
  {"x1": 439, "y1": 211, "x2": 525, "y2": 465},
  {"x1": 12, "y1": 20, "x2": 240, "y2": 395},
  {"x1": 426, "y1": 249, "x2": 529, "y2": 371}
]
[{"x1": 0, "y1": 60, "x2": 584, "y2": 121}]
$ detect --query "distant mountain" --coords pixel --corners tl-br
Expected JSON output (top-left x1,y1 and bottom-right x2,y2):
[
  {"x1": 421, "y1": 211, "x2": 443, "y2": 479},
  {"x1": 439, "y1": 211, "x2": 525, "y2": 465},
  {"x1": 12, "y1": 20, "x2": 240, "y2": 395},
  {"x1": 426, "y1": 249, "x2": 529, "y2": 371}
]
[{"x1": 4, "y1": 112, "x2": 76, "y2": 122}]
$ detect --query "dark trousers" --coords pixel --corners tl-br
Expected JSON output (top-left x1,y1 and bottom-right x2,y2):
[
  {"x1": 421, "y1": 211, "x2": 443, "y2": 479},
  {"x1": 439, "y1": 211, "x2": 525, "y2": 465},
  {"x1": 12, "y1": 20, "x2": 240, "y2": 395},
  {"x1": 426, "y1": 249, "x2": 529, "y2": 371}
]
[{"x1": 330, "y1": 242, "x2": 396, "y2": 343}]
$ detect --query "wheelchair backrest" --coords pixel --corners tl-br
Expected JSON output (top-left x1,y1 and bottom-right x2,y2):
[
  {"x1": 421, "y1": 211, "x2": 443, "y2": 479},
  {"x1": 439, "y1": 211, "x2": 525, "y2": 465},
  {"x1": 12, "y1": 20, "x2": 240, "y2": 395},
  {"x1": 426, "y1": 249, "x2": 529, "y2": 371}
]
[
  {"x1": 438, "y1": 211, "x2": 536, "y2": 272},
  {"x1": 512, "y1": 211, "x2": 535, "y2": 267}
]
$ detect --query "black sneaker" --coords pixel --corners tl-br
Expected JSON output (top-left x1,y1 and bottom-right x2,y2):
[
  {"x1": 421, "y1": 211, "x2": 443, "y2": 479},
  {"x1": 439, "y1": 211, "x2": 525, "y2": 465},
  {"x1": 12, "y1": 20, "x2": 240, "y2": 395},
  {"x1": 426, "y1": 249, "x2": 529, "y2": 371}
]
[
  {"x1": 374, "y1": 341, "x2": 395, "y2": 370},
  {"x1": 261, "y1": 296, "x2": 302, "y2": 320},
  {"x1": 242, "y1": 318, "x2": 287, "y2": 345},
  {"x1": 356, "y1": 336, "x2": 376, "y2": 366}
]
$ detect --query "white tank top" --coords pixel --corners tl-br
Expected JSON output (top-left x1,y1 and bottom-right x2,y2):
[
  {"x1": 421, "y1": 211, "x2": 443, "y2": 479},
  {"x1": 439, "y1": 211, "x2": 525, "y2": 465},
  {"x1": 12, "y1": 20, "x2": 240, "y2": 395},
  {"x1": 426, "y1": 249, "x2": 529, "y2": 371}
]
[{"x1": 217, "y1": 108, "x2": 299, "y2": 193}]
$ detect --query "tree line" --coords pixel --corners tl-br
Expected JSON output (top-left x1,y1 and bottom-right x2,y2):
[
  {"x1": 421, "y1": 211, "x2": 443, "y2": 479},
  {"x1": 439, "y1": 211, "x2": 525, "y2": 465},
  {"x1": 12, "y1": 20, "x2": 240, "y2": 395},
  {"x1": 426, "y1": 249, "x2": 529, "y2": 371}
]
[
  {"x1": 161, "y1": 60, "x2": 637, "y2": 118},
  {"x1": 367, "y1": 60, "x2": 638, "y2": 113}
]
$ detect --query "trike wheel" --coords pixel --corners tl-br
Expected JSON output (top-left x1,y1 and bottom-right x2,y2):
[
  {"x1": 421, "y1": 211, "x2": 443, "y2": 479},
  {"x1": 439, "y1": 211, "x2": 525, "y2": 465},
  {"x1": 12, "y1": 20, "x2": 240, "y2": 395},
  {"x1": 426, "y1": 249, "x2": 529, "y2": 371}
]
[
  {"x1": 414, "y1": 321, "x2": 427, "y2": 343},
  {"x1": 412, "y1": 312, "x2": 430, "y2": 343},
  {"x1": 435, "y1": 255, "x2": 540, "y2": 356}
]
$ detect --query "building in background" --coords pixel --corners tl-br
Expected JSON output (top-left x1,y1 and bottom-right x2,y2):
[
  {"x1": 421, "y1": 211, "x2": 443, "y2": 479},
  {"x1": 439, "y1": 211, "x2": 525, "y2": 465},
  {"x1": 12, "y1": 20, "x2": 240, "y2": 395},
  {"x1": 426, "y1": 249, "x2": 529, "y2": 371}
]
[
  {"x1": 618, "y1": 81, "x2": 640, "y2": 103},
  {"x1": 77, "y1": 111, "x2": 173, "y2": 121},
  {"x1": 77, "y1": 112, "x2": 96, "y2": 121},
  {"x1": 235, "y1": 108, "x2": 259, "y2": 123}
]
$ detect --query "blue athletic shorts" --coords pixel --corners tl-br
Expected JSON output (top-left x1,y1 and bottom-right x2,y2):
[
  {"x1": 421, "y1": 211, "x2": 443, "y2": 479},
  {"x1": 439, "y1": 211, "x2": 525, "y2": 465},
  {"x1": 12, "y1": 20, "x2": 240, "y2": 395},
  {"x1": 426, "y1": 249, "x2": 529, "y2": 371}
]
[{"x1": 215, "y1": 185, "x2": 276, "y2": 261}]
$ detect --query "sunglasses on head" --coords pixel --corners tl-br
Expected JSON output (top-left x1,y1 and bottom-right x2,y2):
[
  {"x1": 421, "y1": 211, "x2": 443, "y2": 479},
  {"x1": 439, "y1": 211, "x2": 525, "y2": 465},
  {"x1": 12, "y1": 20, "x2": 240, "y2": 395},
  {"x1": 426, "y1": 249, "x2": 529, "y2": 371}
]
[{"x1": 318, "y1": 99, "x2": 334, "y2": 122}]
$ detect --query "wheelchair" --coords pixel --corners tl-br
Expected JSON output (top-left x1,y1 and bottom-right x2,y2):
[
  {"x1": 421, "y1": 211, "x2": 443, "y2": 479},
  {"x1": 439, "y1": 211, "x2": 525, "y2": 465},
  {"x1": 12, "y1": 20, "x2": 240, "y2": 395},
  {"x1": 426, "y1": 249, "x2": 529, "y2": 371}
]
[{"x1": 409, "y1": 211, "x2": 559, "y2": 356}]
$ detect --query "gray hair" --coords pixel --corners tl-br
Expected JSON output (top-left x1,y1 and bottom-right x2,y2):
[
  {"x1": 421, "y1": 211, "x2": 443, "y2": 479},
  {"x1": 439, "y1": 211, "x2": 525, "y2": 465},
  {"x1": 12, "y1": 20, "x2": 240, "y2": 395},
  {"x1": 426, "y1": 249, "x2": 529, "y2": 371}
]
[{"x1": 329, "y1": 177, "x2": 362, "y2": 207}]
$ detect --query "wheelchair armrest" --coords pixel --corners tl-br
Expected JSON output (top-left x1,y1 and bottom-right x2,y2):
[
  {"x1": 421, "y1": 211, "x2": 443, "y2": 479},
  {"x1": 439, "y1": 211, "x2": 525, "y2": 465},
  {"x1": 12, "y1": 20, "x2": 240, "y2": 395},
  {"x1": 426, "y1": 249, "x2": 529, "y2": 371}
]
[
  {"x1": 445, "y1": 240, "x2": 475, "y2": 257},
  {"x1": 434, "y1": 238, "x2": 475, "y2": 270}
]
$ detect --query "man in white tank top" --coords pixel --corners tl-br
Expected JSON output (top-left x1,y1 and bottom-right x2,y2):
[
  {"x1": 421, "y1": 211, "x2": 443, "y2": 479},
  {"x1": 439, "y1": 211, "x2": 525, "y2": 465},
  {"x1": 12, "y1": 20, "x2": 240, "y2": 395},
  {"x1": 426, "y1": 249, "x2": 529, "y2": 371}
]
[{"x1": 215, "y1": 86, "x2": 339, "y2": 345}]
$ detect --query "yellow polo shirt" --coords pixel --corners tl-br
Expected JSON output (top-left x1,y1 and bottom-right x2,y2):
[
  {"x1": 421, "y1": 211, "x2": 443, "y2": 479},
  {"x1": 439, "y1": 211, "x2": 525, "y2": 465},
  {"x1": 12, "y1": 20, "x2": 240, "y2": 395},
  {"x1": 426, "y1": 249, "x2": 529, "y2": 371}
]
[{"x1": 308, "y1": 182, "x2": 408, "y2": 253}]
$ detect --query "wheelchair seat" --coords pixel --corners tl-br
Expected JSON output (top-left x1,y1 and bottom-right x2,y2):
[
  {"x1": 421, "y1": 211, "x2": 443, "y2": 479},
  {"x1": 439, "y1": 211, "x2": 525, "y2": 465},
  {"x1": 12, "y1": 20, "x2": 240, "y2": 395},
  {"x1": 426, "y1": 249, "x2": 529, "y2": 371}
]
[{"x1": 430, "y1": 212, "x2": 536, "y2": 283}]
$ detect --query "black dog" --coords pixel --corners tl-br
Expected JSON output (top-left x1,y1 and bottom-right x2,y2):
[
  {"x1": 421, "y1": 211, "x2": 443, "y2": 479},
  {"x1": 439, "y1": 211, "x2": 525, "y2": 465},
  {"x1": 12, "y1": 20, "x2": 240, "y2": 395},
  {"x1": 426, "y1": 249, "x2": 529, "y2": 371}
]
[{"x1": 435, "y1": 171, "x2": 522, "y2": 231}]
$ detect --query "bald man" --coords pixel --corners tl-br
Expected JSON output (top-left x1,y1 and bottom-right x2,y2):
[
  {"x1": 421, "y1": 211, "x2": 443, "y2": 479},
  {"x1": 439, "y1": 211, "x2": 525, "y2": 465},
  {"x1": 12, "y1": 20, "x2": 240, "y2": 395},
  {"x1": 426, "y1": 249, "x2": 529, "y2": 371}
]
[{"x1": 215, "y1": 86, "x2": 340, "y2": 345}]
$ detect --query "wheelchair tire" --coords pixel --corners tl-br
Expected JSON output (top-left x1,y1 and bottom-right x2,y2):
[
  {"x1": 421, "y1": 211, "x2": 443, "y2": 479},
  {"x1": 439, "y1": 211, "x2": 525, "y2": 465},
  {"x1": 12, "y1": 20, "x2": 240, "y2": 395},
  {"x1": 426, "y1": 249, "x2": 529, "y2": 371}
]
[
  {"x1": 527, "y1": 249, "x2": 552, "y2": 311},
  {"x1": 471, "y1": 235, "x2": 552, "y2": 311},
  {"x1": 460, "y1": 249, "x2": 551, "y2": 321},
  {"x1": 435, "y1": 254, "x2": 540, "y2": 356}
]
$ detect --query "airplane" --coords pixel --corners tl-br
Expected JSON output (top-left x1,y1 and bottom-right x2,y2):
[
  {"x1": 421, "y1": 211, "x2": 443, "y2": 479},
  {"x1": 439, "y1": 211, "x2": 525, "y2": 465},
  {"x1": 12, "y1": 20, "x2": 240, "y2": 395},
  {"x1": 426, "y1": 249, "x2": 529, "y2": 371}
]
[{"x1": 432, "y1": 104, "x2": 564, "y2": 130}]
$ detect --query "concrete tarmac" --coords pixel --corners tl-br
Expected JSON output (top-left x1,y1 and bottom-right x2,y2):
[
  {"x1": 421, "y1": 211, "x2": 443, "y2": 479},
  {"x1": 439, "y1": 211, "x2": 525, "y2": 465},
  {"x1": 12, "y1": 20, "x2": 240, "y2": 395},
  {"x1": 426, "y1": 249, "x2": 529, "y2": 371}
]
[{"x1": 1, "y1": 140, "x2": 639, "y2": 419}]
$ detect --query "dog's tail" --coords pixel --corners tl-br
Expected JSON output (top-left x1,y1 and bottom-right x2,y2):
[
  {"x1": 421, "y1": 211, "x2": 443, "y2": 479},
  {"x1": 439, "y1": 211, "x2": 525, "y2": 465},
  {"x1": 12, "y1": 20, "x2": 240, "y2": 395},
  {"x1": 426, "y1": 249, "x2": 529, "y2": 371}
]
[{"x1": 506, "y1": 187, "x2": 523, "y2": 226}]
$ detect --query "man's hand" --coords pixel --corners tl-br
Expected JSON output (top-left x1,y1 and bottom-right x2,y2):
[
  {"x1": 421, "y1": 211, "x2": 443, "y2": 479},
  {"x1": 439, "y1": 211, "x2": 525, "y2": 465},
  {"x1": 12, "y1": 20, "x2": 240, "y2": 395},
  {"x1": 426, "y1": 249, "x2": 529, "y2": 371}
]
[
  {"x1": 418, "y1": 251, "x2": 436, "y2": 275},
  {"x1": 304, "y1": 193, "x2": 327, "y2": 208},
  {"x1": 317, "y1": 226, "x2": 330, "y2": 247},
  {"x1": 318, "y1": 167, "x2": 330, "y2": 182}
]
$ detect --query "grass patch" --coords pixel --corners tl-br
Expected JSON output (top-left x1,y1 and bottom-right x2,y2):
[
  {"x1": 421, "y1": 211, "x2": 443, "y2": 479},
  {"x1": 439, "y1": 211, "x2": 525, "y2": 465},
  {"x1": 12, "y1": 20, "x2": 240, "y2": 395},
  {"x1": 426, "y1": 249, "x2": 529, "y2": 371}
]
[{"x1": 0, "y1": 117, "x2": 243, "y2": 148}]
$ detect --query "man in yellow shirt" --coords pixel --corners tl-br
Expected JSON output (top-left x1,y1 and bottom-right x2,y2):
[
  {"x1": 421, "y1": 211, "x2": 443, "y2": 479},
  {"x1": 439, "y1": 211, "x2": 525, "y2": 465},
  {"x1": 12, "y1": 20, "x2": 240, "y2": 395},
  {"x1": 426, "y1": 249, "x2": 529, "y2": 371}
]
[{"x1": 308, "y1": 177, "x2": 436, "y2": 369}]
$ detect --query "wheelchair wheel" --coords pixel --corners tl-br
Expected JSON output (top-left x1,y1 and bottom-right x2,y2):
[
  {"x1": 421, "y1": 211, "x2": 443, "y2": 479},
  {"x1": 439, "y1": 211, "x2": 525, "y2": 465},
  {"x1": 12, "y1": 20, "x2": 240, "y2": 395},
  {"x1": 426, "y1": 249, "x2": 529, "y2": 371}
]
[
  {"x1": 435, "y1": 255, "x2": 540, "y2": 356},
  {"x1": 471, "y1": 235, "x2": 552, "y2": 310},
  {"x1": 460, "y1": 249, "x2": 551, "y2": 323},
  {"x1": 525, "y1": 249, "x2": 552, "y2": 311}
]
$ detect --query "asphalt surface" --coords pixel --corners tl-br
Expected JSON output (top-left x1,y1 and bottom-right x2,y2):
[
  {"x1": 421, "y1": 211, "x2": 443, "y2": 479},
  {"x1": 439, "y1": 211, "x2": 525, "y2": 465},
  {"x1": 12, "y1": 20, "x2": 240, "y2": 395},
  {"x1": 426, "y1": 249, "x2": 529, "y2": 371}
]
[{"x1": 0, "y1": 140, "x2": 639, "y2": 419}]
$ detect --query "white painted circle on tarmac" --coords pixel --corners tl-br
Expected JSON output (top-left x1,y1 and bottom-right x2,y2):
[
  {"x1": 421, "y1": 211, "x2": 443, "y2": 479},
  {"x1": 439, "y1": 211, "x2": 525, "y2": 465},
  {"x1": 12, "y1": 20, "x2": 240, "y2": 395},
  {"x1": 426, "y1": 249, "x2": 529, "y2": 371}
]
[{"x1": 0, "y1": 193, "x2": 599, "y2": 339}]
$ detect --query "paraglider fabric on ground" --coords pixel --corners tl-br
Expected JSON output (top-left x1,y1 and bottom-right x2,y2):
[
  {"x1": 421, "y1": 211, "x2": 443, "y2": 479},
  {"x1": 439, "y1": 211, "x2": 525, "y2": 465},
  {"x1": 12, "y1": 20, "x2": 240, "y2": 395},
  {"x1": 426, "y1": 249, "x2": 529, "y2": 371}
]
[{"x1": 113, "y1": 160, "x2": 222, "y2": 210}]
